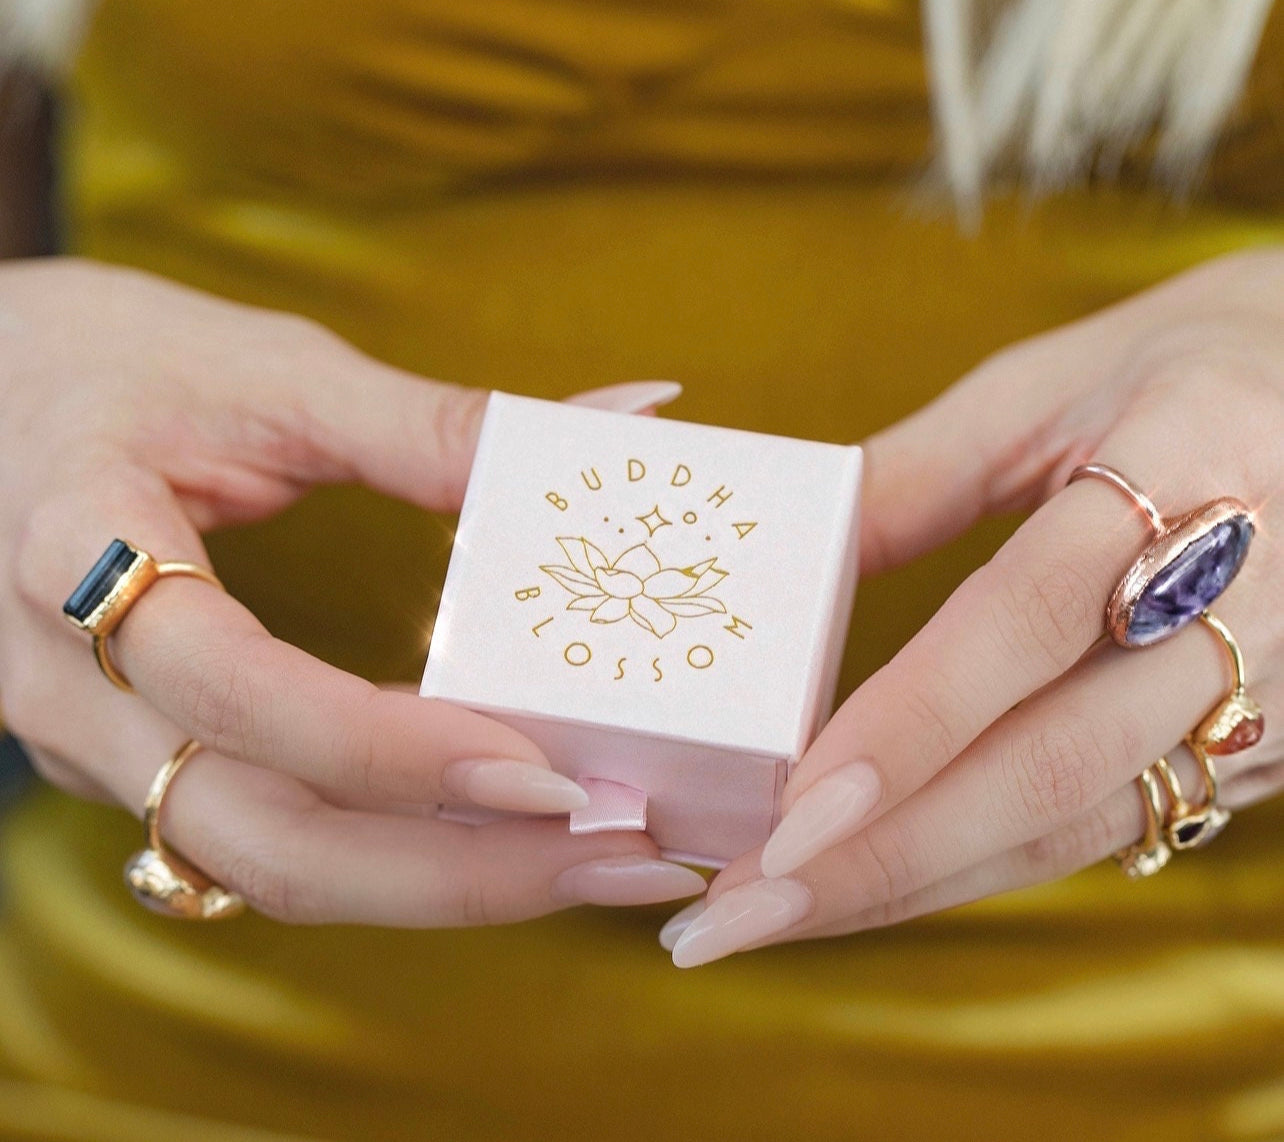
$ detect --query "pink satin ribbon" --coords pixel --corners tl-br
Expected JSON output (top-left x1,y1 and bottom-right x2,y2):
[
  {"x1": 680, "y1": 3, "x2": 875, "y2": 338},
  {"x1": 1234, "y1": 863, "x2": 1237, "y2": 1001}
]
[{"x1": 569, "y1": 779, "x2": 648, "y2": 834}]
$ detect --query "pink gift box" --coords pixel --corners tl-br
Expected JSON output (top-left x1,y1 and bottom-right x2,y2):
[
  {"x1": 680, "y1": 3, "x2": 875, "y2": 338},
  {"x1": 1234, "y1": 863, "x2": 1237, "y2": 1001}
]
[{"x1": 421, "y1": 393, "x2": 861, "y2": 866}]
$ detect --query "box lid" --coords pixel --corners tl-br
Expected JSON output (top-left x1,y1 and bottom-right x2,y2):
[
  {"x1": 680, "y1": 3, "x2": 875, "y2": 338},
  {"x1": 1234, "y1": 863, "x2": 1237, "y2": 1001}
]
[{"x1": 423, "y1": 393, "x2": 861, "y2": 759}]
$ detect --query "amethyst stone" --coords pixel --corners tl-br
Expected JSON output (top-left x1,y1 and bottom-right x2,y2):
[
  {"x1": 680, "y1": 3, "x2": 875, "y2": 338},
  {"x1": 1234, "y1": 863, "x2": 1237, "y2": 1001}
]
[{"x1": 1125, "y1": 516, "x2": 1254, "y2": 647}]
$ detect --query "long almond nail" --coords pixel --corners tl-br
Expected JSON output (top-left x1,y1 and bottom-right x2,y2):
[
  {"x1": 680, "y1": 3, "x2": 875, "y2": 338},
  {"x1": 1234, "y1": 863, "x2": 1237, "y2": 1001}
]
[
  {"x1": 566, "y1": 380, "x2": 682, "y2": 414},
  {"x1": 442, "y1": 759, "x2": 589, "y2": 814},
  {"x1": 670, "y1": 879, "x2": 812, "y2": 968},
  {"x1": 759, "y1": 761, "x2": 882, "y2": 878},
  {"x1": 552, "y1": 857, "x2": 708, "y2": 906},
  {"x1": 659, "y1": 899, "x2": 706, "y2": 951}
]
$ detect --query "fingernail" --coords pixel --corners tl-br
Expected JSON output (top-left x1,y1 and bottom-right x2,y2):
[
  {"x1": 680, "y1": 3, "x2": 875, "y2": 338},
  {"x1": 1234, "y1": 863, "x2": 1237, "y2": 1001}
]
[
  {"x1": 442, "y1": 759, "x2": 589, "y2": 814},
  {"x1": 566, "y1": 380, "x2": 682, "y2": 414},
  {"x1": 671, "y1": 879, "x2": 812, "y2": 968},
  {"x1": 659, "y1": 899, "x2": 706, "y2": 951},
  {"x1": 759, "y1": 761, "x2": 882, "y2": 878},
  {"x1": 552, "y1": 857, "x2": 708, "y2": 906}
]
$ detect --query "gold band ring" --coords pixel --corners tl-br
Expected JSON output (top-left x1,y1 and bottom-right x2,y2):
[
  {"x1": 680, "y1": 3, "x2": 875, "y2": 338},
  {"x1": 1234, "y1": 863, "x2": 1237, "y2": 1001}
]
[
  {"x1": 1192, "y1": 611, "x2": 1265, "y2": 757},
  {"x1": 123, "y1": 740, "x2": 245, "y2": 920},
  {"x1": 1150, "y1": 754, "x2": 1230, "y2": 851},
  {"x1": 1114, "y1": 767, "x2": 1172, "y2": 879},
  {"x1": 1067, "y1": 464, "x2": 1253, "y2": 648},
  {"x1": 62, "y1": 539, "x2": 223, "y2": 692}
]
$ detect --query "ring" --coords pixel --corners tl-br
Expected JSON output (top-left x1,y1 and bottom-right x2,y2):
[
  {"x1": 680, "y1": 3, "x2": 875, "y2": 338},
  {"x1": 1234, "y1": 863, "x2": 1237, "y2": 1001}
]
[
  {"x1": 123, "y1": 740, "x2": 245, "y2": 920},
  {"x1": 62, "y1": 538, "x2": 223, "y2": 692},
  {"x1": 1115, "y1": 767, "x2": 1171, "y2": 879},
  {"x1": 1191, "y1": 611, "x2": 1265, "y2": 756},
  {"x1": 1067, "y1": 464, "x2": 1253, "y2": 647},
  {"x1": 1150, "y1": 754, "x2": 1230, "y2": 851}
]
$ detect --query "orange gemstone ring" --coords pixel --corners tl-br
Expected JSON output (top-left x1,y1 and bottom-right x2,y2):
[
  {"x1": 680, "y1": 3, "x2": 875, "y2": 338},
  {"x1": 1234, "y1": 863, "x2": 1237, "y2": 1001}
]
[{"x1": 1191, "y1": 611, "x2": 1264, "y2": 757}]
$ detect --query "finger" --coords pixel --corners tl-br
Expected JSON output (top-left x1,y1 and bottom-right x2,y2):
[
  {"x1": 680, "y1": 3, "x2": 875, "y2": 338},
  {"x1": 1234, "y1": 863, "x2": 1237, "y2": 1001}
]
[
  {"x1": 732, "y1": 778, "x2": 1153, "y2": 947},
  {"x1": 761, "y1": 405, "x2": 1262, "y2": 881},
  {"x1": 157, "y1": 752, "x2": 707, "y2": 924},
  {"x1": 674, "y1": 598, "x2": 1258, "y2": 966},
  {"x1": 2, "y1": 628, "x2": 709, "y2": 923},
  {"x1": 22, "y1": 479, "x2": 588, "y2": 816},
  {"x1": 857, "y1": 325, "x2": 1102, "y2": 577},
  {"x1": 277, "y1": 351, "x2": 683, "y2": 516}
]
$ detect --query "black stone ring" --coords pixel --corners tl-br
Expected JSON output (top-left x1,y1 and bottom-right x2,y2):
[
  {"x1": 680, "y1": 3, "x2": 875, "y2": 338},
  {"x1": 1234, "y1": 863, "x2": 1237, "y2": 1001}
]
[
  {"x1": 1067, "y1": 464, "x2": 1254, "y2": 648},
  {"x1": 62, "y1": 539, "x2": 223, "y2": 692}
]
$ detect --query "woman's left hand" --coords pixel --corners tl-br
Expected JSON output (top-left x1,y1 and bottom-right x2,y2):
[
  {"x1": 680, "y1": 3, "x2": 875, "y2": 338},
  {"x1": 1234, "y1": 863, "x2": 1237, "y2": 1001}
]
[{"x1": 666, "y1": 246, "x2": 1284, "y2": 966}]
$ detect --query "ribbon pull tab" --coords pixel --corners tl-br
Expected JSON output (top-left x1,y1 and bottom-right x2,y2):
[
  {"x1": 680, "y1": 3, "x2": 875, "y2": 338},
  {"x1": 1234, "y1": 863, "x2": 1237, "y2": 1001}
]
[{"x1": 569, "y1": 779, "x2": 648, "y2": 834}]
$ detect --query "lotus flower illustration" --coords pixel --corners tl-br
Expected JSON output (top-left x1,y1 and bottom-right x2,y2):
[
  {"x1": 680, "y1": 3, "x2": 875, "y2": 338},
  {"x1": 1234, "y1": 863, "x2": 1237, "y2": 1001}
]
[{"x1": 541, "y1": 537, "x2": 728, "y2": 639}]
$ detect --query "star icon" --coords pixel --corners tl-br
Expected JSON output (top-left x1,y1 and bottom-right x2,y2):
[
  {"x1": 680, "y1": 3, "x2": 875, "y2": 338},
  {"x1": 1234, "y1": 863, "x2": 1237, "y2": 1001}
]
[{"x1": 635, "y1": 505, "x2": 672, "y2": 537}]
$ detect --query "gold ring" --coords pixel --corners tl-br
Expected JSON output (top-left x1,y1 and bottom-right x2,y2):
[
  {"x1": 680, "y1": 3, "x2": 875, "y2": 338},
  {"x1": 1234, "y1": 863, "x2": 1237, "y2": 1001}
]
[
  {"x1": 1114, "y1": 767, "x2": 1171, "y2": 879},
  {"x1": 1067, "y1": 464, "x2": 1253, "y2": 648},
  {"x1": 123, "y1": 740, "x2": 245, "y2": 920},
  {"x1": 1150, "y1": 754, "x2": 1230, "y2": 851},
  {"x1": 1191, "y1": 611, "x2": 1264, "y2": 757},
  {"x1": 62, "y1": 539, "x2": 223, "y2": 692}
]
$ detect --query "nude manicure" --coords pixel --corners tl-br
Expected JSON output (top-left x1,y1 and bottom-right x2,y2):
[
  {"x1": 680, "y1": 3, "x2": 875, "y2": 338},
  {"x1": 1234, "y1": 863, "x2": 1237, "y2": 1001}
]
[
  {"x1": 552, "y1": 857, "x2": 708, "y2": 907},
  {"x1": 759, "y1": 761, "x2": 882, "y2": 878},
  {"x1": 670, "y1": 879, "x2": 812, "y2": 968},
  {"x1": 659, "y1": 899, "x2": 707, "y2": 951},
  {"x1": 565, "y1": 380, "x2": 683, "y2": 414},
  {"x1": 442, "y1": 758, "x2": 589, "y2": 814}
]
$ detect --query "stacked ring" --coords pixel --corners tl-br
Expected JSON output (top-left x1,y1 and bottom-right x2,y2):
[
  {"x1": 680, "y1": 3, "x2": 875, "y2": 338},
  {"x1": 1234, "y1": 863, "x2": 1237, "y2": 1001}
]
[
  {"x1": 1067, "y1": 463, "x2": 1253, "y2": 648},
  {"x1": 1115, "y1": 611, "x2": 1259, "y2": 876},
  {"x1": 1070, "y1": 465, "x2": 1259, "y2": 878},
  {"x1": 1114, "y1": 768, "x2": 1172, "y2": 880},
  {"x1": 62, "y1": 538, "x2": 241, "y2": 918},
  {"x1": 62, "y1": 538, "x2": 223, "y2": 692},
  {"x1": 124, "y1": 740, "x2": 245, "y2": 920}
]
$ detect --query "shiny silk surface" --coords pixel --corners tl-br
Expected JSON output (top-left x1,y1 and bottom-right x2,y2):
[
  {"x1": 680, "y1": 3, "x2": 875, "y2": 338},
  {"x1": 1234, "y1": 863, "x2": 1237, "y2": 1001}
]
[{"x1": 3, "y1": 1, "x2": 1284, "y2": 1138}]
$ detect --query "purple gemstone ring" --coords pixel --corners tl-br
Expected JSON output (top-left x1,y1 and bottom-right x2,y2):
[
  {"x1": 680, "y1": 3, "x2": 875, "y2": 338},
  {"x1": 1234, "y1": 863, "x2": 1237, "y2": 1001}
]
[{"x1": 1068, "y1": 464, "x2": 1254, "y2": 648}]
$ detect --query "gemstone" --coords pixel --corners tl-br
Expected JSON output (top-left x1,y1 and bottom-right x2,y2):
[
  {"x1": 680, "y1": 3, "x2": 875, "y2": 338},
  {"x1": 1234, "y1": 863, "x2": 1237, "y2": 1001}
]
[
  {"x1": 1124, "y1": 515, "x2": 1253, "y2": 647},
  {"x1": 62, "y1": 539, "x2": 139, "y2": 624},
  {"x1": 1119, "y1": 842, "x2": 1170, "y2": 879},
  {"x1": 1209, "y1": 710, "x2": 1265, "y2": 755},
  {"x1": 1175, "y1": 819, "x2": 1210, "y2": 847},
  {"x1": 1170, "y1": 807, "x2": 1230, "y2": 850}
]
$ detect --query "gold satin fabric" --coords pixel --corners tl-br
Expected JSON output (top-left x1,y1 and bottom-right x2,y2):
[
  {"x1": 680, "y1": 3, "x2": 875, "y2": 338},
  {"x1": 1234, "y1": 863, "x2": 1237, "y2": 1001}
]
[{"x1": 3, "y1": 2, "x2": 1284, "y2": 1138}]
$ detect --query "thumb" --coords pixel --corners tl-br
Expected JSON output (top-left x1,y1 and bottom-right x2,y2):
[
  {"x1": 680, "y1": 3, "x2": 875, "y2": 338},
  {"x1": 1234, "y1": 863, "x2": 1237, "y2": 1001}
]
[
  {"x1": 294, "y1": 345, "x2": 682, "y2": 514},
  {"x1": 858, "y1": 329, "x2": 1103, "y2": 577}
]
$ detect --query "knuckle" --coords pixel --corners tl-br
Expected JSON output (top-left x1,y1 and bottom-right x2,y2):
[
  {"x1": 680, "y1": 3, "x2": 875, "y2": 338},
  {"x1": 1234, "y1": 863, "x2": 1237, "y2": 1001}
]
[
  {"x1": 430, "y1": 386, "x2": 488, "y2": 487},
  {"x1": 1021, "y1": 803, "x2": 1118, "y2": 873},
  {"x1": 998, "y1": 709, "x2": 1120, "y2": 833},
  {"x1": 892, "y1": 666, "x2": 973, "y2": 769},
  {"x1": 174, "y1": 643, "x2": 264, "y2": 758},
  {"x1": 990, "y1": 555, "x2": 1096, "y2": 676},
  {"x1": 334, "y1": 688, "x2": 390, "y2": 798},
  {"x1": 215, "y1": 831, "x2": 318, "y2": 923},
  {"x1": 852, "y1": 825, "x2": 918, "y2": 904},
  {"x1": 458, "y1": 875, "x2": 499, "y2": 928},
  {"x1": 221, "y1": 850, "x2": 296, "y2": 921}
]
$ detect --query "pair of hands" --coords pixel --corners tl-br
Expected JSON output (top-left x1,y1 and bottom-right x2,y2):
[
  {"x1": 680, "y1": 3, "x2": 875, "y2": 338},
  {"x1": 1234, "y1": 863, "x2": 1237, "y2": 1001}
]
[{"x1": 2, "y1": 252, "x2": 1281, "y2": 962}]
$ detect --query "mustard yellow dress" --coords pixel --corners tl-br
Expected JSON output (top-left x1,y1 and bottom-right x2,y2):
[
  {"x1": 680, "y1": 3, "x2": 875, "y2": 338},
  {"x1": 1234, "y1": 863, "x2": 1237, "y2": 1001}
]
[{"x1": 3, "y1": 2, "x2": 1284, "y2": 1139}]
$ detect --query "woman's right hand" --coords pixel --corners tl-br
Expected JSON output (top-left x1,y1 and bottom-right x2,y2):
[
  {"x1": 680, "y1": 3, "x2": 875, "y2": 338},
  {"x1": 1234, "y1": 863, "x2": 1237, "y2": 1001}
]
[{"x1": 0, "y1": 257, "x2": 705, "y2": 923}]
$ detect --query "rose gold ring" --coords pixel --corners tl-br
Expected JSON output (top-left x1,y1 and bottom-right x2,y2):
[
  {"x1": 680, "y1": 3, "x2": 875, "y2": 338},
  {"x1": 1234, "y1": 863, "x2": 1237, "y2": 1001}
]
[
  {"x1": 1067, "y1": 464, "x2": 1253, "y2": 648},
  {"x1": 62, "y1": 538, "x2": 223, "y2": 692}
]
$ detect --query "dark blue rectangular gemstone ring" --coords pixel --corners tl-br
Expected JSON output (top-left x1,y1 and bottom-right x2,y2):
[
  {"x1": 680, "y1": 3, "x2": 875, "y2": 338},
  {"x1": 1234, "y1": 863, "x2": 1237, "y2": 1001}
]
[{"x1": 63, "y1": 539, "x2": 141, "y2": 626}]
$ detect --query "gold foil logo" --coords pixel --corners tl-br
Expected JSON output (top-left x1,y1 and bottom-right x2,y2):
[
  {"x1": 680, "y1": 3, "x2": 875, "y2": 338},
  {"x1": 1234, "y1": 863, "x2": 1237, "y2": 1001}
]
[
  {"x1": 515, "y1": 457, "x2": 757, "y2": 683},
  {"x1": 540, "y1": 539, "x2": 728, "y2": 639}
]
